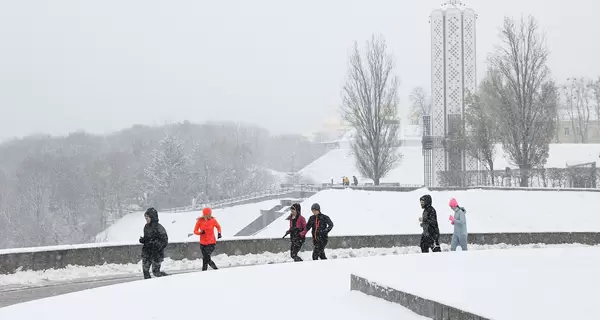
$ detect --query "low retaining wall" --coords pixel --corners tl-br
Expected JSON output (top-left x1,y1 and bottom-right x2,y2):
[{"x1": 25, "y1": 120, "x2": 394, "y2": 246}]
[
  {"x1": 350, "y1": 274, "x2": 490, "y2": 320},
  {"x1": 1, "y1": 232, "x2": 600, "y2": 274}
]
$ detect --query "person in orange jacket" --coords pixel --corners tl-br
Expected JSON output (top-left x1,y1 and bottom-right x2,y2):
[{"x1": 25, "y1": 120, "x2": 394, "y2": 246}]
[{"x1": 193, "y1": 207, "x2": 222, "y2": 271}]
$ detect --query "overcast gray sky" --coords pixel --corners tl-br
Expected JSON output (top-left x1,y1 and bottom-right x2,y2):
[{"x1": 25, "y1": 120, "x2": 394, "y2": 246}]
[{"x1": 0, "y1": 0, "x2": 598, "y2": 140}]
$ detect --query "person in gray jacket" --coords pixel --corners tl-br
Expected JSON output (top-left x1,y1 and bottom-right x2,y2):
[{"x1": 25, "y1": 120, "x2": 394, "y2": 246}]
[{"x1": 448, "y1": 198, "x2": 468, "y2": 251}]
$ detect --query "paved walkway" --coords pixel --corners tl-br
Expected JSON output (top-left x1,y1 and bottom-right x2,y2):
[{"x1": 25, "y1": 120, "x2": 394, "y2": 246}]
[{"x1": 0, "y1": 269, "x2": 199, "y2": 308}]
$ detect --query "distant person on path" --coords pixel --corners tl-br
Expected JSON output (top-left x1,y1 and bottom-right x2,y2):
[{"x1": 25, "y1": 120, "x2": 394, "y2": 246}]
[
  {"x1": 193, "y1": 207, "x2": 222, "y2": 271},
  {"x1": 419, "y1": 195, "x2": 441, "y2": 253},
  {"x1": 139, "y1": 207, "x2": 169, "y2": 279},
  {"x1": 301, "y1": 203, "x2": 334, "y2": 260},
  {"x1": 353, "y1": 175, "x2": 358, "y2": 186},
  {"x1": 448, "y1": 198, "x2": 468, "y2": 251},
  {"x1": 283, "y1": 203, "x2": 307, "y2": 262}
]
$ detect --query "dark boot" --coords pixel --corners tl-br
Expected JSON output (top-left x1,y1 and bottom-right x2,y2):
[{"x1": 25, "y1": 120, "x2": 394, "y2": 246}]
[
  {"x1": 208, "y1": 260, "x2": 218, "y2": 270},
  {"x1": 143, "y1": 271, "x2": 151, "y2": 279}
]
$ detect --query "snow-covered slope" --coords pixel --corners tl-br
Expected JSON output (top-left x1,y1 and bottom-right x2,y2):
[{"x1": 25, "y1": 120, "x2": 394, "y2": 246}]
[
  {"x1": 299, "y1": 146, "x2": 424, "y2": 185},
  {"x1": 257, "y1": 188, "x2": 600, "y2": 237},
  {"x1": 96, "y1": 199, "x2": 283, "y2": 244},
  {"x1": 299, "y1": 143, "x2": 600, "y2": 185}
]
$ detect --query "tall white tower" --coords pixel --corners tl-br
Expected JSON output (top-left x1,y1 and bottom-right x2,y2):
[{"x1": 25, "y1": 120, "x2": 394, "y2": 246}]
[{"x1": 423, "y1": 0, "x2": 478, "y2": 187}]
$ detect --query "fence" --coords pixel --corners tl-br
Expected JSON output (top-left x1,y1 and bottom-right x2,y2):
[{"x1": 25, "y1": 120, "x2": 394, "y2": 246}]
[
  {"x1": 2, "y1": 232, "x2": 600, "y2": 274},
  {"x1": 438, "y1": 166, "x2": 600, "y2": 188}
]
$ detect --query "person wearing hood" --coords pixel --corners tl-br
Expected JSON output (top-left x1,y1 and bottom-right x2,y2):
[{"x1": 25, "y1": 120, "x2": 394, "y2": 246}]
[
  {"x1": 418, "y1": 195, "x2": 441, "y2": 253},
  {"x1": 283, "y1": 203, "x2": 307, "y2": 262},
  {"x1": 448, "y1": 198, "x2": 468, "y2": 251},
  {"x1": 301, "y1": 203, "x2": 334, "y2": 260},
  {"x1": 193, "y1": 207, "x2": 222, "y2": 271},
  {"x1": 139, "y1": 207, "x2": 169, "y2": 279}
]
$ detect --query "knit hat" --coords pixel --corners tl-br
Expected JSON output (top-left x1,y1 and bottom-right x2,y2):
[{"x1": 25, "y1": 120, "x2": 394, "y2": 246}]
[
  {"x1": 310, "y1": 203, "x2": 320, "y2": 212},
  {"x1": 449, "y1": 198, "x2": 458, "y2": 208},
  {"x1": 202, "y1": 207, "x2": 212, "y2": 216}
]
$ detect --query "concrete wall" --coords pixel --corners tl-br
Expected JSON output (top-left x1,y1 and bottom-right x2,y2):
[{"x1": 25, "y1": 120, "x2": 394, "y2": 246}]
[
  {"x1": 350, "y1": 274, "x2": 490, "y2": 320},
  {"x1": 2, "y1": 232, "x2": 600, "y2": 275}
]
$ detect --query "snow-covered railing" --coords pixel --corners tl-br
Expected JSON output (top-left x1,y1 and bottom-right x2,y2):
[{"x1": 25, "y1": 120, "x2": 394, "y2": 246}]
[
  {"x1": 160, "y1": 186, "x2": 308, "y2": 213},
  {"x1": 2, "y1": 232, "x2": 600, "y2": 274}
]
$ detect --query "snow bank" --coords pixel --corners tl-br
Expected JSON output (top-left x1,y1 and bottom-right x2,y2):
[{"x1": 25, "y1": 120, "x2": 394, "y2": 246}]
[
  {"x1": 258, "y1": 188, "x2": 600, "y2": 237},
  {"x1": 0, "y1": 243, "x2": 589, "y2": 287}
]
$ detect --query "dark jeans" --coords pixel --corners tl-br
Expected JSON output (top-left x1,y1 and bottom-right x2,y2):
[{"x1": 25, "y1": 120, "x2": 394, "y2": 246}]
[
  {"x1": 312, "y1": 239, "x2": 328, "y2": 260},
  {"x1": 290, "y1": 238, "x2": 305, "y2": 262},
  {"x1": 201, "y1": 244, "x2": 218, "y2": 271},
  {"x1": 142, "y1": 255, "x2": 166, "y2": 279},
  {"x1": 420, "y1": 235, "x2": 441, "y2": 253}
]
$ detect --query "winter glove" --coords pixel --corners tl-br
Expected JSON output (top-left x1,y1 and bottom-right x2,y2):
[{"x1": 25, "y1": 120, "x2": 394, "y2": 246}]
[
  {"x1": 217, "y1": 233, "x2": 222, "y2": 239},
  {"x1": 449, "y1": 215, "x2": 455, "y2": 222},
  {"x1": 139, "y1": 236, "x2": 145, "y2": 244},
  {"x1": 200, "y1": 230, "x2": 206, "y2": 235}
]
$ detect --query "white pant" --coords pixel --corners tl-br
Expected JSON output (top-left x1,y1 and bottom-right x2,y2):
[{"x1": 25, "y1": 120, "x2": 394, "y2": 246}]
[{"x1": 451, "y1": 234, "x2": 468, "y2": 251}]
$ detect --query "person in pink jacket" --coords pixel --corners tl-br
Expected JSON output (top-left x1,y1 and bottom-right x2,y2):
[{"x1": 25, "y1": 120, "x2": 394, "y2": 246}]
[{"x1": 283, "y1": 203, "x2": 307, "y2": 262}]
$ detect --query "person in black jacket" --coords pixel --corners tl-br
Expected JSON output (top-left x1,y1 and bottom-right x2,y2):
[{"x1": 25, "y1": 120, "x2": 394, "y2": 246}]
[
  {"x1": 302, "y1": 203, "x2": 334, "y2": 260},
  {"x1": 139, "y1": 207, "x2": 169, "y2": 279},
  {"x1": 419, "y1": 195, "x2": 441, "y2": 253}
]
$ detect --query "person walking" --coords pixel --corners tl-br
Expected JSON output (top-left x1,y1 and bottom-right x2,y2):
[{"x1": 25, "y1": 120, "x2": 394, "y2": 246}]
[
  {"x1": 418, "y1": 195, "x2": 441, "y2": 253},
  {"x1": 139, "y1": 207, "x2": 169, "y2": 279},
  {"x1": 448, "y1": 198, "x2": 468, "y2": 251},
  {"x1": 301, "y1": 203, "x2": 334, "y2": 260},
  {"x1": 283, "y1": 203, "x2": 307, "y2": 262},
  {"x1": 193, "y1": 207, "x2": 222, "y2": 271}
]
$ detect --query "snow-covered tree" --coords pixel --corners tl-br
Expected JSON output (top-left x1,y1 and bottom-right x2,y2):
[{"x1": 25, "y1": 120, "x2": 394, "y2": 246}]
[{"x1": 145, "y1": 134, "x2": 191, "y2": 208}]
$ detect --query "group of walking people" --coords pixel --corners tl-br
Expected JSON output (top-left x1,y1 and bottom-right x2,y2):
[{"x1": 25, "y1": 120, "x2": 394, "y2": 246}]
[{"x1": 137, "y1": 193, "x2": 466, "y2": 279}]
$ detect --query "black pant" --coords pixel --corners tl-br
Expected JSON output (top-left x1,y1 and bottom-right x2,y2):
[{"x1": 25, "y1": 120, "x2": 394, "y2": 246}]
[
  {"x1": 312, "y1": 239, "x2": 328, "y2": 260},
  {"x1": 201, "y1": 244, "x2": 218, "y2": 271},
  {"x1": 142, "y1": 255, "x2": 166, "y2": 279},
  {"x1": 290, "y1": 238, "x2": 305, "y2": 262},
  {"x1": 420, "y1": 235, "x2": 441, "y2": 253}
]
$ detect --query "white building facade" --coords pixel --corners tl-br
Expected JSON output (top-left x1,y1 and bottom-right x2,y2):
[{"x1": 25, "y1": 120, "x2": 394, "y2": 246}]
[{"x1": 424, "y1": 0, "x2": 479, "y2": 186}]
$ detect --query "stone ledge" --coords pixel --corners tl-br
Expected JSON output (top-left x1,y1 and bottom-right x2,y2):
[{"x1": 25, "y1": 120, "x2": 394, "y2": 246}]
[{"x1": 350, "y1": 274, "x2": 490, "y2": 320}]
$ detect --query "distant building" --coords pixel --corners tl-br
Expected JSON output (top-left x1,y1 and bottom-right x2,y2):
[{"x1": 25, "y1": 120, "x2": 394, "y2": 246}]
[{"x1": 554, "y1": 110, "x2": 600, "y2": 143}]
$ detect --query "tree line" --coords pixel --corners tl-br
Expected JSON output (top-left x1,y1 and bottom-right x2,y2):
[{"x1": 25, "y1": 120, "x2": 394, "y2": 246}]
[{"x1": 0, "y1": 121, "x2": 326, "y2": 249}]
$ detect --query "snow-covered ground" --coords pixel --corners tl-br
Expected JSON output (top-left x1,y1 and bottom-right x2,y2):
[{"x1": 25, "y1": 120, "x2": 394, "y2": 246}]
[
  {"x1": 299, "y1": 142, "x2": 600, "y2": 184},
  {"x1": 1, "y1": 246, "x2": 595, "y2": 320},
  {"x1": 354, "y1": 246, "x2": 599, "y2": 319},
  {"x1": 0, "y1": 243, "x2": 590, "y2": 287},
  {"x1": 0, "y1": 257, "x2": 429, "y2": 320},
  {"x1": 95, "y1": 199, "x2": 284, "y2": 243},
  {"x1": 257, "y1": 188, "x2": 600, "y2": 237}
]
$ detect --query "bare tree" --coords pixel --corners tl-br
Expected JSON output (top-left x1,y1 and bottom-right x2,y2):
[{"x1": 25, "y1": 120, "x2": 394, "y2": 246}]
[
  {"x1": 464, "y1": 89, "x2": 497, "y2": 184},
  {"x1": 341, "y1": 35, "x2": 402, "y2": 185},
  {"x1": 591, "y1": 77, "x2": 600, "y2": 124},
  {"x1": 483, "y1": 16, "x2": 558, "y2": 187},
  {"x1": 561, "y1": 77, "x2": 592, "y2": 143},
  {"x1": 409, "y1": 86, "x2": 430, "y2": 125}
]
